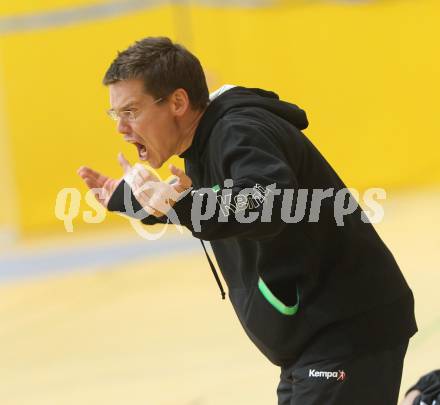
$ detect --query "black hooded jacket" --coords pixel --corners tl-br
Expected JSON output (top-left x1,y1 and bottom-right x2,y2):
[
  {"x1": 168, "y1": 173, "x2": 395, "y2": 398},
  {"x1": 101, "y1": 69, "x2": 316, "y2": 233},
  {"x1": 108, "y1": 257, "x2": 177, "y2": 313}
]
[{"x1": 109, "y1": 86, "x2": 417, "y2": 367}]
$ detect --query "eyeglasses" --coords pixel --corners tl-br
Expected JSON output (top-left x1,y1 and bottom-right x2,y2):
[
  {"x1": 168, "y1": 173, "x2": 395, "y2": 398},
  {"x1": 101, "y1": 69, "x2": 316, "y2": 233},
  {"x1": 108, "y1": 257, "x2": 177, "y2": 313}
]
[{"x1": 106, "y1": 97, "x2": 164, "y2": 122}]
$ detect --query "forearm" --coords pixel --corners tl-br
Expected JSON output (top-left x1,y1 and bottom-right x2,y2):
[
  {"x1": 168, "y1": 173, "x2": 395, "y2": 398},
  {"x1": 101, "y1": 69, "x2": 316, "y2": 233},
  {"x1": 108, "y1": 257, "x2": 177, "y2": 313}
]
[
  {"x1": 107, "y1": 179, "x2": 167, "y2": 225},
  {"x1": 172, "y1": 182, "x2": 289, "y2": 241}
]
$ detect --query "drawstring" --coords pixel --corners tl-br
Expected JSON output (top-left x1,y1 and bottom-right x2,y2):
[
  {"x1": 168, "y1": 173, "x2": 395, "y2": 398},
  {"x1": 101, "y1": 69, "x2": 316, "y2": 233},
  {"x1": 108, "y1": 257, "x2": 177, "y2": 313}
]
[
  {"x1": 183, "y1": 160, "x2": 225, "y2": 300},
  {"x1": 200, "y1": 240, "x2": 226, "y2": 300}
]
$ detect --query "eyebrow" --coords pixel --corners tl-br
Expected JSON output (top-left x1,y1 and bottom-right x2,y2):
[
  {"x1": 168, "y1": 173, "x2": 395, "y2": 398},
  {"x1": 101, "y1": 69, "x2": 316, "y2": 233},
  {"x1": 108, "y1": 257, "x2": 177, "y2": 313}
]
[{"x1": 113, "y1": 100, "x2": 139, "y2": 112}]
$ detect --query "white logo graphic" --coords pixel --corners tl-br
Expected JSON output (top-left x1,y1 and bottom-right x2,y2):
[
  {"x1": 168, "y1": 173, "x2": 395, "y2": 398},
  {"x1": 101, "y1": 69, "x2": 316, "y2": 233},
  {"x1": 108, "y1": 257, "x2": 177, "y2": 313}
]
[{"x1": 309, "y1": 369, "x2": 346, "y2": 382}]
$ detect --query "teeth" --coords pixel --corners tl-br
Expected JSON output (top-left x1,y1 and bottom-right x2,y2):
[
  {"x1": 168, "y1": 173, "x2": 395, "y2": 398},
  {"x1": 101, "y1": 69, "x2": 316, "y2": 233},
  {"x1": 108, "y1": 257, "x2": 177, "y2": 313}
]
[
  {"x1": 133, "y1": 142, "x2": 147, "y2": 161},
  {"x1": 140, "y1": 146, "x2": 148, "y2": 161}
]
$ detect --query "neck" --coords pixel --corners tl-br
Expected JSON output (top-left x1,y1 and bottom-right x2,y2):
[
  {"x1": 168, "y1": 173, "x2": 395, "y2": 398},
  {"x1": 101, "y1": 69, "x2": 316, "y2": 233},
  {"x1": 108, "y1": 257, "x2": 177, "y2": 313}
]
[{"x1": 176, "y1": 105, "x2": 207, "y2": 156}]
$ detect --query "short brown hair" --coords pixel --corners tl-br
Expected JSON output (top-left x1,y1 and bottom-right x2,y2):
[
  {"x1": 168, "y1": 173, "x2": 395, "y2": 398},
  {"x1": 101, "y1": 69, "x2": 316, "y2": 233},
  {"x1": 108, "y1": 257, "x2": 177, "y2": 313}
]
[{"x1": 103, "y1": 37, "x2": 209, "y2": 110}]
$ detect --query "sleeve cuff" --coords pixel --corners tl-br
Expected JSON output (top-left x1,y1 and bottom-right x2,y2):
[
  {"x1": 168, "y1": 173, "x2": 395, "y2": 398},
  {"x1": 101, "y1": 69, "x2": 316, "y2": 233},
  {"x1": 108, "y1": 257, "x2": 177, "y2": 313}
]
[
  {"x1": 107, "y1": 180, "x2": 167, "y2": 225},
  {"x1": 172, "y1": 190, "x2": 194, "y2": 229}
]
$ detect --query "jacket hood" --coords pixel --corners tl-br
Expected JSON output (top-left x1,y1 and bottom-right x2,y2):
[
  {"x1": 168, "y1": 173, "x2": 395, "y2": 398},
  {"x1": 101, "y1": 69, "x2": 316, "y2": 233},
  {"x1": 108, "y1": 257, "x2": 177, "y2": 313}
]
[{"x1": 180, "y1": 86, "x2": 309, "y2": 160}]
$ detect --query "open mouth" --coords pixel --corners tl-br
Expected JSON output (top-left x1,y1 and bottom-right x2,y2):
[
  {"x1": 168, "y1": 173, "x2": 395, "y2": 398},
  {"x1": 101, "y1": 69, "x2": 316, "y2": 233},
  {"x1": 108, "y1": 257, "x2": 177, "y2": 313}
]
[
  {"x1": 125, "y1": 138, "x2": 148, "y2": 161},
  {"x1": 134, "y1": 142, "x2": 148, "y2": 161}
]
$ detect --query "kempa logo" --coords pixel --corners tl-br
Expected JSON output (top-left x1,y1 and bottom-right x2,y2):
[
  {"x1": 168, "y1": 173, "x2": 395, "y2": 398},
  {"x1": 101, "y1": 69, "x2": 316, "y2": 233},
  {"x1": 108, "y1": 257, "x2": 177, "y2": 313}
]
[
  {"x1": 216, "y1": 182, "x2": 271, "y2": 215},
  {"x1": 309, "y1": 369, "x2": 346, "y2": 381}
]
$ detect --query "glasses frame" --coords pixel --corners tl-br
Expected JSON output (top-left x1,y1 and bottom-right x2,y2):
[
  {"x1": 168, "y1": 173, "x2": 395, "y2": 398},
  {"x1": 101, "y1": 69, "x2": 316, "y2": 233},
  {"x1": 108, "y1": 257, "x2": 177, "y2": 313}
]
[{"x1": 106, "y1": 97, "x2": 164, "y2": 122}]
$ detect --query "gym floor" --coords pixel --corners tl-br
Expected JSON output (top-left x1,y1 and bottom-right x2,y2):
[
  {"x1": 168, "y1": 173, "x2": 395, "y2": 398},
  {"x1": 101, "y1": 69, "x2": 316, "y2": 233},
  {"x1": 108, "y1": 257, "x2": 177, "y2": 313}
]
[{"x1": 1, "y1": 187, "x2": 439, "y2": 405}]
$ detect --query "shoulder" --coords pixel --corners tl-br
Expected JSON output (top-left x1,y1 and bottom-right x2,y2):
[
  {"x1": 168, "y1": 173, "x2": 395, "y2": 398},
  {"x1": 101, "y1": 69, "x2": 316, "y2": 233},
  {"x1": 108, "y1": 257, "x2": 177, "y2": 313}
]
[
  {"x1": 204, "y1": 112, "x2": 291, "y2": 178},
  {"x1": 209, "y1": 109, "x2": 278, "y2": 150}
]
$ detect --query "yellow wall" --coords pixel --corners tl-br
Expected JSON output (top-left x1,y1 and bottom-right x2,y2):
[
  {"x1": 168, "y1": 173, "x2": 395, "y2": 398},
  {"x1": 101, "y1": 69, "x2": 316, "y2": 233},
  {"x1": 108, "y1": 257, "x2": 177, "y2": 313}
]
[
  {"x1": 0, "y1": 4, "x2": 180, "y2": 234},
  {"x1": 189, "y1": 0, "x2": 440, "y2": 189},
  {"x1": 0, "y1": 60, "x2": 19, "y2": 241},
  {"x1": 0, "y1": 0, "x2": 439, "y2": 236},
  {"x1": 0, "y1": 0, "x2": 110, "y2": 16}
]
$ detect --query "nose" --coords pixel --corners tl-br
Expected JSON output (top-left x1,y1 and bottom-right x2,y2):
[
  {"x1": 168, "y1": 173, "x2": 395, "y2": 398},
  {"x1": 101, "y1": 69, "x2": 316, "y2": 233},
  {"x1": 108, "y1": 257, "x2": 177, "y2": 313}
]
[{"x1": 116, "y1": 117, "x2": 131, "y2": 134}]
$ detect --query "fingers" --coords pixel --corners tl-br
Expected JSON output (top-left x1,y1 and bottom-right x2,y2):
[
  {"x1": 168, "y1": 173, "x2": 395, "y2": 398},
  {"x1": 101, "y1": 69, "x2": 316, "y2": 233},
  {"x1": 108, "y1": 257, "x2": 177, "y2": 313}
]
[
  {"x1": 77, "y1": 165, "x2": 112, "y2": 188},
  {"x1": 84, "y1": 178, "x2": 98, "y2": 190},
  {"x1": 133, "y1": 163, "x2": 159, "y2": 182},
  {"x1": 169, "y1": 164, "x2": 184, "y2": 177},
  {"x1": 167, "y1": 176, "x2": 179, "y2": 185},
  {"x1": 77, "y1": 166, "x2": 100, "y2": 189},
  {"x1": 118, "y1": 152, "x2": 132, "y2": 174},
  {"x1": 125, "y1": 163, "x2": 160, "y2": 193},
  {"x1": 77, "y1": 166, "x2": 99, "y2": 180},
  {"x1": 169, "y1": 164, "x2": 192, "y2": 192}
]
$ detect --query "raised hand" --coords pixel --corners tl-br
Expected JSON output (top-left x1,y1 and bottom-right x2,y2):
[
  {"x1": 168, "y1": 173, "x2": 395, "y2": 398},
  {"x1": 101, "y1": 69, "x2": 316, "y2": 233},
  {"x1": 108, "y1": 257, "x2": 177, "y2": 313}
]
[
  {"x1": 77, "y1": 153, "x2": 192, "y2": 217},
  {"x1": 169, "y1": 164, "x2": 192, "y2": 193},
  {"x1": 76, "y1": 165, "x2": 121, "y2": 208},
  {"x1": 128, "y1": 163, "x2": 193, "y2": 218}
]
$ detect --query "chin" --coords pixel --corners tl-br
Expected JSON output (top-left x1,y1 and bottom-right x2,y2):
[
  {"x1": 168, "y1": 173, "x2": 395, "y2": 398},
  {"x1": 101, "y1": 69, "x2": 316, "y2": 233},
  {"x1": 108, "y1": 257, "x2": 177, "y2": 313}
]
[{"x1": 149, "y1": 160, "x2": 162, "y2": 169}]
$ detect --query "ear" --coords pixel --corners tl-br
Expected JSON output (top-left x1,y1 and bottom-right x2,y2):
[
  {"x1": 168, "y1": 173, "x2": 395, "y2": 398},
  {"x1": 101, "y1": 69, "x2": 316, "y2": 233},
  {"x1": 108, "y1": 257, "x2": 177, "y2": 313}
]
[{"x1": 169, "y1": 88, "x2": 190, "y2": 117}]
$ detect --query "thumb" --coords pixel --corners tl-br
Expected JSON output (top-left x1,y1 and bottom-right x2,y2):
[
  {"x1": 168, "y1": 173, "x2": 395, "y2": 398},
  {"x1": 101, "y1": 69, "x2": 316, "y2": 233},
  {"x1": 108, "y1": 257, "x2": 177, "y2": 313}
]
[
  {"x1": 169, "y1": 164, "x2": 192, "y2": 192},
  {"x1": 118, "y1": 152, "x2": 132, "y2": 174}
]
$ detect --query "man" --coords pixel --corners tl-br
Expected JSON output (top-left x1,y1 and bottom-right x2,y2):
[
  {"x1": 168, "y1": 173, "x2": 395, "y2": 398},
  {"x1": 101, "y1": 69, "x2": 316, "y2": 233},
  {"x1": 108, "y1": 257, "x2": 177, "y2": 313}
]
[{"x1": 78, "y1": 37, "x2": 417, "y2": 404}]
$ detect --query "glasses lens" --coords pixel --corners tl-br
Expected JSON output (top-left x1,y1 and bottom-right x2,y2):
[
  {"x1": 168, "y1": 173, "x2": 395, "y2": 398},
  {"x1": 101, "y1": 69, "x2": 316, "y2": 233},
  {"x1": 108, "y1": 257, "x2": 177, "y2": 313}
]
[
  {"x1": 107, "y1": 110, "x2": 118, "y2": 121},
  {"x1": 121, "y1": 111, "x2": 135, "y2": 121}
]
